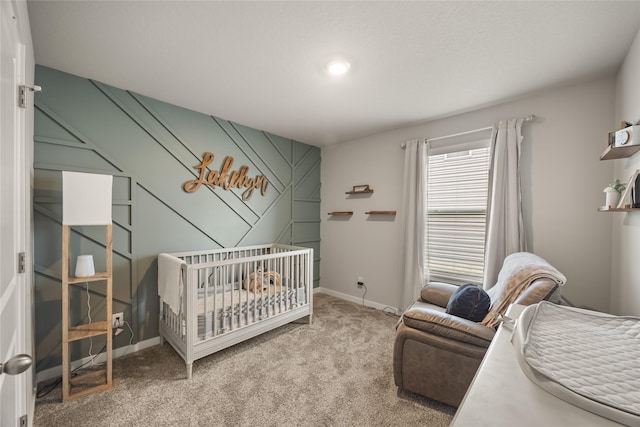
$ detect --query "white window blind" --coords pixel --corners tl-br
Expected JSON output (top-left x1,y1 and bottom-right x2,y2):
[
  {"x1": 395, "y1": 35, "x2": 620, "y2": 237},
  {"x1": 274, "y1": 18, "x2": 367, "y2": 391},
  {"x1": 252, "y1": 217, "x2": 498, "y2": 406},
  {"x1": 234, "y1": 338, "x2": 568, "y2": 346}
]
[{"x1": 425, "y1": 142, "x2": 491, "y2": 285}]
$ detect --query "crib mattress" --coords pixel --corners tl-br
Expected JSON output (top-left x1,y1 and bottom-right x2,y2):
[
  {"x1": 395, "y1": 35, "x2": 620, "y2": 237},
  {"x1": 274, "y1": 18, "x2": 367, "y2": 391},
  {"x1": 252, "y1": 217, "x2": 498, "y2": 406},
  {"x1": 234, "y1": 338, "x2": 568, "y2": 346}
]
[
  {"x1": 197, "y1": 285, "x2": 291, "y2": 311},
  {"x1": 159, "y1": 285, "x2": 306, "y2": 339},
  {"x1": 512, "y1": 301, "x2": 640, "y2": 426},
  {"x1": 196, "y1": 285, "x2": 304, "y2": 338},
  {"x1": 162, "y1": 285, "x2": 306, "y2": 339}
]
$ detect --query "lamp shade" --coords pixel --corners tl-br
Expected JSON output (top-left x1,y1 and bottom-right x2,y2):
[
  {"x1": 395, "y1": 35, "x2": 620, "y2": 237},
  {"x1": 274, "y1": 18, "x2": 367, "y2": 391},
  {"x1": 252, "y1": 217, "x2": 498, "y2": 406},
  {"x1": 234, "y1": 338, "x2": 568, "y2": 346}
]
[
  {"x1": 75, "y1": 255, "x2": 95, "y2": 277},
  {"x1": 62, "y1": 171, "x2": 113, "y2": 225}
]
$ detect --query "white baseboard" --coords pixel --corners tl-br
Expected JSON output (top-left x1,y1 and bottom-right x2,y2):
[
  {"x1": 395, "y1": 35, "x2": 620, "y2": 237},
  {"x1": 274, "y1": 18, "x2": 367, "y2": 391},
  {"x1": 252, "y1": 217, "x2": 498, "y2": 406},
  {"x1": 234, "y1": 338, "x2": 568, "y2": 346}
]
[
  {"x1": 315, "y1": 287, "x2": 400, "y2": 315},
  {"x1": 36, "y1": 336, "x2": 161, "y2": 385}
]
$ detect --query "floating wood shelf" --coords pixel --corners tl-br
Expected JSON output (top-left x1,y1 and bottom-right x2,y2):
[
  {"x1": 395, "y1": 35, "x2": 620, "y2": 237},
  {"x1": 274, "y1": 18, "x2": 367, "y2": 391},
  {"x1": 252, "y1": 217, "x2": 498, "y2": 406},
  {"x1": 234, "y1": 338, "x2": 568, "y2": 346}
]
[
  {"x1": 328, "y1": 211, "x2": 354, "y2": 216},
  {"x1": 598, "y1": 205, "x2": 640, "y2": 212},
  {"x1": 345, "y1": 189, "x2": 374, "y2": 195},
  {"x1": 365, "y1": 210, "x2": 396, "y2": 215},
  {"x1": 600, "y1": 144, "x2": 640, "y2": 160}
]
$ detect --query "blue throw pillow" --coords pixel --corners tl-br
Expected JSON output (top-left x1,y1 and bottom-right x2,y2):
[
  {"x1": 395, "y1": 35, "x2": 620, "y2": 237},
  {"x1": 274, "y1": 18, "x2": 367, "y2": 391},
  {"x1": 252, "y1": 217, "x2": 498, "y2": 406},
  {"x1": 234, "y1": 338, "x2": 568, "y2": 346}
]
[{"x1": 445, "y1": 284, "x2": 491, "y2": 322}]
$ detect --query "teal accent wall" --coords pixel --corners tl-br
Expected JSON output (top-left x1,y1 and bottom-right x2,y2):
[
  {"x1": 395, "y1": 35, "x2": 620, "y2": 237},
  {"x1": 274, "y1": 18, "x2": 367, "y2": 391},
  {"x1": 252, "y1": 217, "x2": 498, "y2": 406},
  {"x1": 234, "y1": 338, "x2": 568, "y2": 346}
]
[{"x1": 33, "y1": 65, "x2": 320, "y2": 371}]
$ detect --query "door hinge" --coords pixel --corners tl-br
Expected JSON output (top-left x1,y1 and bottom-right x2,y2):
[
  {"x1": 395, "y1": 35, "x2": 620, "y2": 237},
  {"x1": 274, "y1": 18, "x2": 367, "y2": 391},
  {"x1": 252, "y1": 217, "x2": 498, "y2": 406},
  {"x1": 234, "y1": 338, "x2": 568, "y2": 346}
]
[
  {"x1": 19, "y1": 415, "x2": 27, "y2": 427},
  {"x1": 18, "y1": 85, "x2": 42, "y2": 108},
  {"x1": 18, "y1": 252, "x2": 26, "y2": 274}
]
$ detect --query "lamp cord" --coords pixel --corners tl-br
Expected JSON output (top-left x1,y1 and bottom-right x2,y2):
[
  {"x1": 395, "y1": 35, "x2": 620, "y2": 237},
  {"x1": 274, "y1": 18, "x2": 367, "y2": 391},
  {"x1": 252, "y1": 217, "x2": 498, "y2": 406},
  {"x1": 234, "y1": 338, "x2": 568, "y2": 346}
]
[
  {"x1": 86, "y1": 282, "x2": 94, "y2": 363},
  {"x1": 36, "y1": 322, "x2": 136, "y2": 399},
  {"x1": 360, "y1": 283, "x2": 399, "y2": 317}
]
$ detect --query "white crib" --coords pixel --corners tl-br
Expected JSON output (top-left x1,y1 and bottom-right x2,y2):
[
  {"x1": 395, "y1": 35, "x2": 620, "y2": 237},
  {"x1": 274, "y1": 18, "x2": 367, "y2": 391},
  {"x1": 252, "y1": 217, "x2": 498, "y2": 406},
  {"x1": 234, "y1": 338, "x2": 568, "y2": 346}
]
[{"x1": 158, "y1": 244, "x2": 313, "y2": 379}]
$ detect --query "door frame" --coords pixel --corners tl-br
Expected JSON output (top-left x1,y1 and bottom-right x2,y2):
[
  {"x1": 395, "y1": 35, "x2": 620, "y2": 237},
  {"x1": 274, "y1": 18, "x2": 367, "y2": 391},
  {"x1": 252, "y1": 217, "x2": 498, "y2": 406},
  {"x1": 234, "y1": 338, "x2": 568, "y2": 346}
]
[{"x1": 0, "y1": 0, "x2": 36, "y2": 425}]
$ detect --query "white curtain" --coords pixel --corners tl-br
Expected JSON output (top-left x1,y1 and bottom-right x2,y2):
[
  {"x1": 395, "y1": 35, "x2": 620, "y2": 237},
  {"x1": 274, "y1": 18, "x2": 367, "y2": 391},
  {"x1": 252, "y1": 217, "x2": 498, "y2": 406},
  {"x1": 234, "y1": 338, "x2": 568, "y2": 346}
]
[
  {"x1": 401, "y1": 139, "x2": 427, "y2": 310},
  {"x1": 483, "y1": 118, "x2": 528, "y2": 289}
]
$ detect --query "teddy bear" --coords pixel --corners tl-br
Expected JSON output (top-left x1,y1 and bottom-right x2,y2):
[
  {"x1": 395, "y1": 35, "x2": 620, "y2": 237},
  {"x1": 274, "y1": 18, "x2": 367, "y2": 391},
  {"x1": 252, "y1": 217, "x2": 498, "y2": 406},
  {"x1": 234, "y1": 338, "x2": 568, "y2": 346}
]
[{"x1": 243, "y1": 268, "x2": 281, "y2": 292}]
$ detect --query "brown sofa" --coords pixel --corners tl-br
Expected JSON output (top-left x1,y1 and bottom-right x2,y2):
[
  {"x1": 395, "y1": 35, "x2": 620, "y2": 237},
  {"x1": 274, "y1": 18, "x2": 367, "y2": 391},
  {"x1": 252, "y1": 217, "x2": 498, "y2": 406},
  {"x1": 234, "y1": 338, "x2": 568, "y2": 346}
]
[{"x1": 393, "y1": 252, "x2": 564, "y2": 407}]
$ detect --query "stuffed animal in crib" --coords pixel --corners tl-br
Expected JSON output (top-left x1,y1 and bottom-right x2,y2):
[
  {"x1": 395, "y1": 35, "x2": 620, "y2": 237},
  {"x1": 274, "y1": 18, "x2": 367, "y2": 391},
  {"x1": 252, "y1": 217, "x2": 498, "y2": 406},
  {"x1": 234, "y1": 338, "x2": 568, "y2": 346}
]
[
  {"x1": 263, "y1": 271, "x2": 281, "y2": 287},
  {"x1": 243, "y1": 268, "x2": 281, "y2": 292},
  {"x1": 244, "y1": 269, "x2": 266, "y2": 292}
]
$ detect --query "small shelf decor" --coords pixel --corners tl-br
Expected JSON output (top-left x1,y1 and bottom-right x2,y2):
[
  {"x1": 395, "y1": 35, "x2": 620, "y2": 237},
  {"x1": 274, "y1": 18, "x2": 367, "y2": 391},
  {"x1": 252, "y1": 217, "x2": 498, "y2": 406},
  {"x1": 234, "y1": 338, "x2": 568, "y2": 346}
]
[
  {"x1": 599, "y1": 170, "x2": 640, "y2": 212},
  {"x1": 346, "y1": 184, "x2": 373, "y2": 195},
  {"x1": 603, "y1": 179, "x2": 627, "y2": 208},
  {"x1": 328, "y1": 211, "x2": 354, "y2": 216},
  {"x1": 601, "y1": 122, "x2": 640, "y2": 160},
  {"x1": 598, "y1": 124, "x2": 640, "y2": 211}
]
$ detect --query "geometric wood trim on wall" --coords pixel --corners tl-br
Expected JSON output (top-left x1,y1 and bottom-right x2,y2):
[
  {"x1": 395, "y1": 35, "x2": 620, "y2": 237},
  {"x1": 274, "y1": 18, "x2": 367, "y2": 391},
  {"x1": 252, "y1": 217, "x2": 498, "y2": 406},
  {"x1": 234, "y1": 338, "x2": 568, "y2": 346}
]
[{"x1": 32, "y1": 65, "x2": 321, "y2": 371}]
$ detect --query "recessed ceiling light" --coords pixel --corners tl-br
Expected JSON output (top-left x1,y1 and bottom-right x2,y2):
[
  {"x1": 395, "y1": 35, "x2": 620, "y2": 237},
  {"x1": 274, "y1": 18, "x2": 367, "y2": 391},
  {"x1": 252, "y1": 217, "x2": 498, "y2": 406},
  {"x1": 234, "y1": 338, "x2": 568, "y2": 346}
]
[{"x1": 326, "y1": 59, "x2": 350, "y2": 76}]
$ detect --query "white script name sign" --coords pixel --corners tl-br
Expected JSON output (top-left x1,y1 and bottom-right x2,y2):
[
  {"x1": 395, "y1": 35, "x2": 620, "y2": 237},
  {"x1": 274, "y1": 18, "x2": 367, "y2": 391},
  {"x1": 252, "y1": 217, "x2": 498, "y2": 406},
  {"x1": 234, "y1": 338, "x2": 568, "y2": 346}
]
[{"x1": 183, "y1": 152, "x2": 268, "y2": 200}]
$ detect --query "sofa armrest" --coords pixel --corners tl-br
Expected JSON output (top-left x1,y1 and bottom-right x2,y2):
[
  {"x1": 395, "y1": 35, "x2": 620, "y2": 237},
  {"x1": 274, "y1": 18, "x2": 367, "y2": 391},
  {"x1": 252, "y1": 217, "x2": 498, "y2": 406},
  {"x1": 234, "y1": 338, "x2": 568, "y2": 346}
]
[
  {"x1": 420, "y1": 282, "x2": 459, "y2": 307},
  {"x1": 402, "y1": 306, "x2": 495, "y2": 348}
]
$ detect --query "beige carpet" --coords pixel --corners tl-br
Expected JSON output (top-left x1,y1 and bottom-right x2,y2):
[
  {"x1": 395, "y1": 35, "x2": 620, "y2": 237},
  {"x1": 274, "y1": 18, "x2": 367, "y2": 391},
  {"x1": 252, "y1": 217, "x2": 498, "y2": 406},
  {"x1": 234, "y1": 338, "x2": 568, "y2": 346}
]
[{"x1": 34, "y1": 293, "x2": 455, "y2": 426}]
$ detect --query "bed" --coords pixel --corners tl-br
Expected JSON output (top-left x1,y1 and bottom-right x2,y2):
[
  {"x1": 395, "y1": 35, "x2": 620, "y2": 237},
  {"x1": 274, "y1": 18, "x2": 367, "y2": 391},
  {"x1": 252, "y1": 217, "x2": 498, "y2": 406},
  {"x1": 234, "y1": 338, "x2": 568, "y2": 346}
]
[{"x1": 158, "y1": 244, "x2": 313, "y2": 379}]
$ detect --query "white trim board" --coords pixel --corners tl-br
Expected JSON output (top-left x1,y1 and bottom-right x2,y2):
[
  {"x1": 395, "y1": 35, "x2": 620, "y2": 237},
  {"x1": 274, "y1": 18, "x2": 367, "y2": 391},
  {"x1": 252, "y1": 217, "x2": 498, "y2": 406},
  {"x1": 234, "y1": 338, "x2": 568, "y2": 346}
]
[
  {"x1": 36, "y1": 336, "x2": 162, "y2": 385},
  {"x1": 315, "y1": 287, "x2": 400, "y2": 316}
]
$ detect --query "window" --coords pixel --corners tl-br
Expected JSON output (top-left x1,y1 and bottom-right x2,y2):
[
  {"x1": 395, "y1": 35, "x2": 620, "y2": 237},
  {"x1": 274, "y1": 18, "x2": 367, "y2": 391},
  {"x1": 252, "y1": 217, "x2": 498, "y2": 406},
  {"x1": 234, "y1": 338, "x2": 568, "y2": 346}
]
[{"x1": 425, "y1": 139, "x2": 491, "y2": 285}]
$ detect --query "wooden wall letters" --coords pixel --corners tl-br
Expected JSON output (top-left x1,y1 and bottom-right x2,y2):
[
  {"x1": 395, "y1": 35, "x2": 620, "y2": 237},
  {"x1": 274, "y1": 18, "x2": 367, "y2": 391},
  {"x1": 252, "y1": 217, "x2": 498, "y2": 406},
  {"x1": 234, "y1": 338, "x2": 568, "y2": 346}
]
[{"x1": 183, "y1": 152, "x2": 268, "y2": 200}]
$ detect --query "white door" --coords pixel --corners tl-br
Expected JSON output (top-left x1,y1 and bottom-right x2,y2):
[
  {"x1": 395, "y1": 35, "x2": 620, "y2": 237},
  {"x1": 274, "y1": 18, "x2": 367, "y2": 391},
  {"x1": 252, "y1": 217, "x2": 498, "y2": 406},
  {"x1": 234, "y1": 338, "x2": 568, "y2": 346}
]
[{"x1": 1, "y1": 1, "x2": 33, "y2": 426}]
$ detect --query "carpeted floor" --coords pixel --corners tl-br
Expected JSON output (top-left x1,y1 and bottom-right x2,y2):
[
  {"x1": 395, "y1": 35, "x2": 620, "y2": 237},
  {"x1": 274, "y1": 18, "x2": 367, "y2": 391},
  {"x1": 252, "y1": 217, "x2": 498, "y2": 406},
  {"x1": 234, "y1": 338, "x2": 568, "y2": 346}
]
[{"x1": 34, "y1": 293, "x2": 455, "y2": 426}]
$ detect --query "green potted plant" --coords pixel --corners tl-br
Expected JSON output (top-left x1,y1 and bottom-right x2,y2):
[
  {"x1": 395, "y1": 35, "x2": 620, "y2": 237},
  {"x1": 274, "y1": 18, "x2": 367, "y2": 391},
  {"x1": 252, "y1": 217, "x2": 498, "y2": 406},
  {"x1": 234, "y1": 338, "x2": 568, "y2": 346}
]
[{"x1": 604, "y1": 179, "x2": 627, "y2": 208}]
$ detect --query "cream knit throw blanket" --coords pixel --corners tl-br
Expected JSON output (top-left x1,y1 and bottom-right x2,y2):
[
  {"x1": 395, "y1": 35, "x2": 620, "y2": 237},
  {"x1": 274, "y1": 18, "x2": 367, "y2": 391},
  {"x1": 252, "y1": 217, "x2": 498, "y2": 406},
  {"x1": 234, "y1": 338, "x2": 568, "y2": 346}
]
[{"x1": 482, "y1": 252, "x2": 566, "y2": 328}]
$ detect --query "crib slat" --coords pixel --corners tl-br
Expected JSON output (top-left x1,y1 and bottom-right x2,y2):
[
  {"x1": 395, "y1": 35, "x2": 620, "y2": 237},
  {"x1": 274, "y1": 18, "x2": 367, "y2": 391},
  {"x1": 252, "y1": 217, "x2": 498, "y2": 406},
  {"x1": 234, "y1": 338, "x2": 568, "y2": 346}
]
[
  {"x1": 224, "y1": 264, "x2": 235, "y2": 331},
  {"x1": 267, "y1": 257, "x2": 271, "y2": 318},
  {"x1": 243, "y1": 261, "x2": 249, "y2": 327},
  {"x1": 213, "y1": 264, "x2": 218, "y2": 338}
]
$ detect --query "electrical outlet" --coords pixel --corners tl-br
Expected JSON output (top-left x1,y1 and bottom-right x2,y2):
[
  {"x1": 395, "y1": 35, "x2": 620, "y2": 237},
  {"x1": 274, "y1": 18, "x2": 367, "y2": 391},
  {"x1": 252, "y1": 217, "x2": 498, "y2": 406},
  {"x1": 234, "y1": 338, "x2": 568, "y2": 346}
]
[
  {"x1": 112, "y1": 312, "x2": 124, "y2": 328},
  {"x1": 357, "y1": 276, "x2": 364, "y2": 287}
]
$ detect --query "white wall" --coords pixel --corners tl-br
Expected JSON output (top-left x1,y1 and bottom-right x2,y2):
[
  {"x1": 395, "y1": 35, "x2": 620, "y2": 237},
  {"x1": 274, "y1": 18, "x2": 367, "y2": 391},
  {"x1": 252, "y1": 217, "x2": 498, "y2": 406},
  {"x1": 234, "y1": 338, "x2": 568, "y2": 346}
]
[
  {"x1": 321, "y1": 76, "x2": 616, "y2": 313},
  {"x1": 612, "y1": 28, "x2": 640, "y2": 316}
]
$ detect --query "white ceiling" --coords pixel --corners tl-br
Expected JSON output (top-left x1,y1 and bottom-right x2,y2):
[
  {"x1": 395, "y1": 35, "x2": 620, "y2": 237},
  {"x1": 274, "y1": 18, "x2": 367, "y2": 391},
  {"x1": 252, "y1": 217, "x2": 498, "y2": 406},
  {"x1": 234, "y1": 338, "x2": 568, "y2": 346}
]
[{"x1": 27, "y1": 1, "x2": 640, "y2": 147}]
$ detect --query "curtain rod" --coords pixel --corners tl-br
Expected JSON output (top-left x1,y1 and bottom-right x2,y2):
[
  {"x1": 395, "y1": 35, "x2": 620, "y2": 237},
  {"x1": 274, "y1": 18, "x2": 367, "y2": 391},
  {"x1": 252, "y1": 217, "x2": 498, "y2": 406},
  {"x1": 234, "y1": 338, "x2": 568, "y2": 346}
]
[
  {"x1": 400, "y1": 115, "x2": 535, "y2": 148},
  {"x1": 426, "y1": 125, "x2": 493, "y2": 144}
]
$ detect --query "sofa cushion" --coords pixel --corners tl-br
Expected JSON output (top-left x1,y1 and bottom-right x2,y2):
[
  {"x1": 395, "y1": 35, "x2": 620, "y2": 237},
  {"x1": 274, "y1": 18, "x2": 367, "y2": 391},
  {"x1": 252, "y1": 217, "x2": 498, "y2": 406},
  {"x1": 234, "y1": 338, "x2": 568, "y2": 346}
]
[
  {"x1": 402, "y1": 307, "x2": 495, "y2": 347},
  {"x1": 446, "y1": 284, "x2": 491, "y2": 322},
  {"x1": 420, "y1": 282, "x2": 459, "y2": 307}
]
